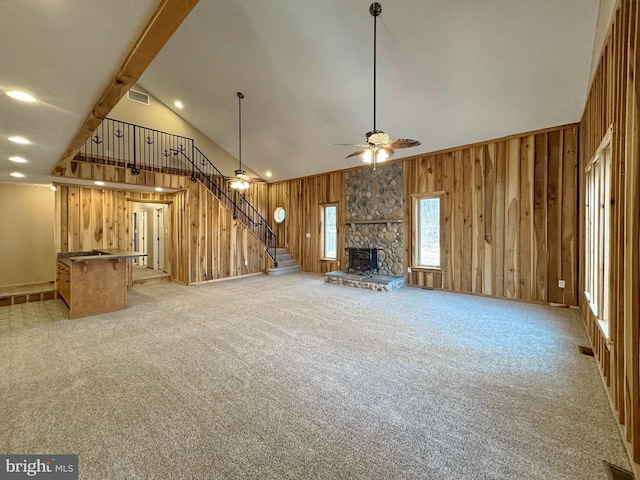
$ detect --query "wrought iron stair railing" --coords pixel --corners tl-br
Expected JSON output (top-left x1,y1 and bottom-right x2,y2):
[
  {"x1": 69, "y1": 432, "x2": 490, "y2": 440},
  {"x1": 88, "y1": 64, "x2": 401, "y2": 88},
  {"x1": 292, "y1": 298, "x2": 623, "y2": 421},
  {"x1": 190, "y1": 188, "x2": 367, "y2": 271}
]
[{"x1": 76, "y1": 118, "x2": 277, "y2": 266}]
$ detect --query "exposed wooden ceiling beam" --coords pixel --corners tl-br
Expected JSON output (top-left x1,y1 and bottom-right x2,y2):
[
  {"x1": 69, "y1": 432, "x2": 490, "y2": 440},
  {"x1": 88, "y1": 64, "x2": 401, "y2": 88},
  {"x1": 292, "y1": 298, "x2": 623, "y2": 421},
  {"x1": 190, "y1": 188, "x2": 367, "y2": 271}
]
[{"x1": 52, "y1": 0, "x2": 199, "y2": 176}]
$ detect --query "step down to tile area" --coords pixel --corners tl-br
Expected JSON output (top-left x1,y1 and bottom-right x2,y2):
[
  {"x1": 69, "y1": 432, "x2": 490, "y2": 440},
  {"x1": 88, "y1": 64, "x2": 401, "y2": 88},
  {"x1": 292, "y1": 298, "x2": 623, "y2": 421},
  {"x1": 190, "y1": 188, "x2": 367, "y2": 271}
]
[{"x1": 0, "y1": 282, "x2": 58, "y2": 307}]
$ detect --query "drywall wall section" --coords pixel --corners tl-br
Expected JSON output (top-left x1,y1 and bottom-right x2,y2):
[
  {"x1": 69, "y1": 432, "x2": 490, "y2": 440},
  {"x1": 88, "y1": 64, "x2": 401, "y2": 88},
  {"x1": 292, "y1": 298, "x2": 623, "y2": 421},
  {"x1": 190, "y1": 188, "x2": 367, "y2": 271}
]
[{"x1": 0, "y1": 184, "x2": 55, "y2": 287}]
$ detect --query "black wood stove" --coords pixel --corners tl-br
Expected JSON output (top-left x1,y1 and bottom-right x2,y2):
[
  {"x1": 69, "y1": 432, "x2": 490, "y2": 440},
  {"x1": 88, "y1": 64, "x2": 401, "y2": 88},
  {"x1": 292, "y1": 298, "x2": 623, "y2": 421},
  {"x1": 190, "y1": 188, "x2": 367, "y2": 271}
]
[{"x1": 345, "y1": 247, "x2": 381, "y2": 276}]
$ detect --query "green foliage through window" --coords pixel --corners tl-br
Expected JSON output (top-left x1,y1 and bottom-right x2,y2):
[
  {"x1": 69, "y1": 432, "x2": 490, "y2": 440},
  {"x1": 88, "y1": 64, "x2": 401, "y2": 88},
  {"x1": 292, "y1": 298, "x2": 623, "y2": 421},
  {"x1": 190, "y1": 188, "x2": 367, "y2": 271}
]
[
  {"x1": 323, "y1": 205, "x2": 337, "y2": 260},
  {"x1": 418, "y1": 197, "x2": 440, "y2": 267}
]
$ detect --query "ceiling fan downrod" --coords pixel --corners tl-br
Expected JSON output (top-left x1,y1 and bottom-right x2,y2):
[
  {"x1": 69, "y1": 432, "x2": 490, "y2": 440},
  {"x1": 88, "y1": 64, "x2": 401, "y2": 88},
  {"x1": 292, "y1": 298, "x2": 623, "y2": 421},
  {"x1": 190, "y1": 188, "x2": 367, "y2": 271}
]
[
  {"x1": 336, "y1": 2, "x2": 420, "y2": 167},
  {"x1": 370, "y1": 2, "x2": 381, "y2": 134}
]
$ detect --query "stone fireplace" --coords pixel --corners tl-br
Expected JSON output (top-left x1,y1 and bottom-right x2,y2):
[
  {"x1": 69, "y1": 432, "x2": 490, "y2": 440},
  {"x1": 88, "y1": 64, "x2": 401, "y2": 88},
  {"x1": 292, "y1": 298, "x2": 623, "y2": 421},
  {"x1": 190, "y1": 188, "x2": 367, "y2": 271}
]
[{"x1": 344, "y1": 163, "x2": 404, "y2": 275}]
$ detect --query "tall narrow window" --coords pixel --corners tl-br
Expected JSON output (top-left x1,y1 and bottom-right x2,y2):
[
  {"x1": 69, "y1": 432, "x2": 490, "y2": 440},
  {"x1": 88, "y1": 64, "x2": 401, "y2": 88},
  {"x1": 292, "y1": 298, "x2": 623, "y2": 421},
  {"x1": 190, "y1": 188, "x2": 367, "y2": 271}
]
[
  {"x1": 416, "y1": 195, "x2": 441, "y2": 268},
  {"x1": 584, "y1": 130, "x2": 612, "y2": 336},
  {"x1": 321, "y1": 204, "x2": 337, "y2": 260}
]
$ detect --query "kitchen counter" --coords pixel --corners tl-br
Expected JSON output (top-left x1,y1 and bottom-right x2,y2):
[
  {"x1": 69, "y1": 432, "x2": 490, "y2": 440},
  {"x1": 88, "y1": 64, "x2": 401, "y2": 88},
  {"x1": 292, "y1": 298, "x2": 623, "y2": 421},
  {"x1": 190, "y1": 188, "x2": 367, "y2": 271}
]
[
  {"x1": 57, "y1": 250, "x2": 147, "y2": 318},
  {"x1": 60, "y1": 249, "x2": 145, "y2": 262}
]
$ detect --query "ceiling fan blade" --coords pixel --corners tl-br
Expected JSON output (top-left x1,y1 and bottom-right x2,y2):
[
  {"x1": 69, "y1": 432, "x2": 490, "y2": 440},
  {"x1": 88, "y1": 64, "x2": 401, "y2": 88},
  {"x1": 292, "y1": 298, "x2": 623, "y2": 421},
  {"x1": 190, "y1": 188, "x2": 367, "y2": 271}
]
[
  {"x1": 345, "y1": 149, "x2": 368, "y2": 159},
  {"x1": 335, "y1": 143, "x2": 369, "y2": 147},
  {"x1": 388, "y1": 138, "x2": 421, "y2": 149}
]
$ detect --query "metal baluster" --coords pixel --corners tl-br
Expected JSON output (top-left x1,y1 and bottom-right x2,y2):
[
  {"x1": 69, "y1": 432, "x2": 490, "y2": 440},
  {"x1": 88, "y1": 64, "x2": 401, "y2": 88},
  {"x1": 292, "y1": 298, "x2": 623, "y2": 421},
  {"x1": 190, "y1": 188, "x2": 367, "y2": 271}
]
[{"x1": 132, "y1": 126, "x2": 139, "y2": 175}]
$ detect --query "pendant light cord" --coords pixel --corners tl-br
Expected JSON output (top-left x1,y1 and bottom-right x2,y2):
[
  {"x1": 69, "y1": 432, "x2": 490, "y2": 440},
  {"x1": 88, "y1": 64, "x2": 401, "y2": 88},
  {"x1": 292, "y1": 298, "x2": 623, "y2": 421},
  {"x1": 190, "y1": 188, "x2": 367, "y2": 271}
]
[{"x1": 237, "y1": 91, "x2": 244, "y2": 171}]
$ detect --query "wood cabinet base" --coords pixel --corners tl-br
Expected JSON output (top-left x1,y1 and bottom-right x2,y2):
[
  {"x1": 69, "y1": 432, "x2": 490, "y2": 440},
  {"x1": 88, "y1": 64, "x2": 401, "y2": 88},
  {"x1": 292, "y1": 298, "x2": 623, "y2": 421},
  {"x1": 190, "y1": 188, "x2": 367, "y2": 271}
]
[{"x1": 57, "y1": 258, "x2": 128, "y2": 319}]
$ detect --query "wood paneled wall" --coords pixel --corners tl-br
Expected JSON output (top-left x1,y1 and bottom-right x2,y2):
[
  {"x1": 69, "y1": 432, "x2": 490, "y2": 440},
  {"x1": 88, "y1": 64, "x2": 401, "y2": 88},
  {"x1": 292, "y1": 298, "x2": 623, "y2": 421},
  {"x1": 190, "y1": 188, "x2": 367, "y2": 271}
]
[
  {"x1": 267, "y1": 172, "x2": 345, "y2": 273},
  {"x1": 64, "y1": 160, "x2": 189, "y2": 190},
  {"x1": 55, "y1": 185, "x2": 179, "y2": 280},
  {"x1": 404, "y1": 125, "x2": 579, "y2": 305},
  {"x1": 580, "y1": 0, "x2": 640, "y2": 467},
  {"x1": 56, "y1": 179, "x2": 267, "y2": 285},
  {"x1": 186, "y1": 182, "x2": 266, "y2": 283},
  {"x1": 265, "y1": 123, "x2": 578, "y2": 303},
  {"x1": 55, "y1": 186, "x2": 171, "y2": 253}
]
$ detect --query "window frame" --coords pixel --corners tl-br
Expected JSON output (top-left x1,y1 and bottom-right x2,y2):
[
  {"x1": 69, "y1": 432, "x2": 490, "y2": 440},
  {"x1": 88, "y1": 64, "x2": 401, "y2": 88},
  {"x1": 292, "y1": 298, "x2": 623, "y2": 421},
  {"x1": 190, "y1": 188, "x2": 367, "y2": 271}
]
[
  {"x1": 584, "y1": 127, "x2": 612, "y2": 338},
  {"x1": 413, "y1": 192, "x2": 443, "y2": 270},
  {"x1": 320, "y1": 203, "x2": 338, "y2": 261}
]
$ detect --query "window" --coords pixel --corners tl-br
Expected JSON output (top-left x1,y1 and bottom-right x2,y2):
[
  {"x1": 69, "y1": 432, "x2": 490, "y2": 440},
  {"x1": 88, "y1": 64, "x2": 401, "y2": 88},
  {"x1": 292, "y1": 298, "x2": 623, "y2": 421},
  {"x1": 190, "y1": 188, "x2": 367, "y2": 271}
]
[
  {"x1": 321, "y1": 204, "x2": 337, "y2": 260},
  {"x1": 415, "y1": 195, "x2": 441, "y2": 268},
  {"x1": 584, "y1": 130, "x2": 612, "y2": 336},
  {"x1": 273, "y1": 207, "x2": 285, "y2": 223}
]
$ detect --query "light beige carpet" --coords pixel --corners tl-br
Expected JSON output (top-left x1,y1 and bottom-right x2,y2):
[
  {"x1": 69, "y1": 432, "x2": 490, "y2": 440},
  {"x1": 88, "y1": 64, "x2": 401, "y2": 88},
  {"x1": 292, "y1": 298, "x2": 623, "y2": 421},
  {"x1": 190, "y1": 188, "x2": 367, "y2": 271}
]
[{"x1": 0, "y1": 273, "x2": 630, "y2": 479}]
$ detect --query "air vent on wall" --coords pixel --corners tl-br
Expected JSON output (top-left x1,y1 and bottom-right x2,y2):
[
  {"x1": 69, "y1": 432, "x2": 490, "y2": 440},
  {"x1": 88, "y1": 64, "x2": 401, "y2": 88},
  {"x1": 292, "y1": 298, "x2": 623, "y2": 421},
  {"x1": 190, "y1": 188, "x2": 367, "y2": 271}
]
[{"x1": 127, "y1": 89, "x2": 149, "y2": 105}]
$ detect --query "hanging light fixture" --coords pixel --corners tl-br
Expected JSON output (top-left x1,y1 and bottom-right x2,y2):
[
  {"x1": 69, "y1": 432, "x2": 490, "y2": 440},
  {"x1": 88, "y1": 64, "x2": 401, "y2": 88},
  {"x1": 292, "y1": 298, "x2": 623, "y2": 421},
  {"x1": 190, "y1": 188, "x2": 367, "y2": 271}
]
[
  {"x1": 231, "y1": 91, "x2": 250, "y2": 190},
  {"x1": 337, "y1": 3, "x2": 421, "y2": 169}
]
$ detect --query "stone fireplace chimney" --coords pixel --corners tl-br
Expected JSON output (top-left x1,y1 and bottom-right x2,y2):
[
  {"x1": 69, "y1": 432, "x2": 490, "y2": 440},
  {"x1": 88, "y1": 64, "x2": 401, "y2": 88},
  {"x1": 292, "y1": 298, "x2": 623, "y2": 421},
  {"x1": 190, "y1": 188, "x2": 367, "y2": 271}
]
[{"x1": 344, "y1": 163, "x2": 404, "y2": 275}]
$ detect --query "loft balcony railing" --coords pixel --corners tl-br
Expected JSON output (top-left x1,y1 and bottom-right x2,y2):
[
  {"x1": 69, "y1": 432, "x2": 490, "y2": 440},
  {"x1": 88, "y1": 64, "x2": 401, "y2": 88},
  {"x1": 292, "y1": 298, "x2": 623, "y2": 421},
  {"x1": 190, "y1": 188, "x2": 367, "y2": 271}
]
[{"x1": 76, "y1": 118, "x2": 277, "y2": 266}]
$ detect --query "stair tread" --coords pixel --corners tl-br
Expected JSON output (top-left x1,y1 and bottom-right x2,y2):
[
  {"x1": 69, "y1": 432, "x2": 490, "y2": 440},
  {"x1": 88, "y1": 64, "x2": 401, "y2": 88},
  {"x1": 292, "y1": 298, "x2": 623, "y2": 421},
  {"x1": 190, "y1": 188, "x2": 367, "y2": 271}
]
[
  {"x1": 267, "y1": 265, "x2": 301, "y2": 276},
  {"x1": 275, "y1": 260, "x2": 297, "y2": 267}
]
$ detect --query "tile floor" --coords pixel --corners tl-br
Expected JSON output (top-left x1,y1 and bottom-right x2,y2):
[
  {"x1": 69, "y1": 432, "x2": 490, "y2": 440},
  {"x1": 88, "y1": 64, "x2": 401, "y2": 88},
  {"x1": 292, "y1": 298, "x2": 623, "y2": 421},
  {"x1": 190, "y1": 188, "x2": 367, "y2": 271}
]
[
  {"x1": 0, "y1": 269, "x2": 168, "y2": 332},
  {"x1": 0, "y1": 299, "x2": 69, "y2": 333}
]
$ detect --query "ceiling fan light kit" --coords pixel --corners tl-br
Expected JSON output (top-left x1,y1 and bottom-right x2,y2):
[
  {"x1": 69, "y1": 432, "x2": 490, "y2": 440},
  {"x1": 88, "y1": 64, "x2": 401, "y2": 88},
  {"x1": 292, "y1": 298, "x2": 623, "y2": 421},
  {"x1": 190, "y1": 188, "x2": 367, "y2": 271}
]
[
  {"x1": 231, "y1": 91, "x2": 250, "y2": 191},
  {"x1": 339, "y1": 2, "x2": 421, "y2": 170},
  {"x1": 230, "y1": 173, "x2": 250, "y2": 190}
]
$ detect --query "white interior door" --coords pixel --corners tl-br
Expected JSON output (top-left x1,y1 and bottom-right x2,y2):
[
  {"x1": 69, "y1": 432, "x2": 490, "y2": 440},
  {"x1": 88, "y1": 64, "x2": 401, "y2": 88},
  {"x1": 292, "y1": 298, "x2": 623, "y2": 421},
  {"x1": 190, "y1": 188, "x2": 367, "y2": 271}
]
[{"x1": 132, "y1": 210, "x2": 148, "y2": 267}]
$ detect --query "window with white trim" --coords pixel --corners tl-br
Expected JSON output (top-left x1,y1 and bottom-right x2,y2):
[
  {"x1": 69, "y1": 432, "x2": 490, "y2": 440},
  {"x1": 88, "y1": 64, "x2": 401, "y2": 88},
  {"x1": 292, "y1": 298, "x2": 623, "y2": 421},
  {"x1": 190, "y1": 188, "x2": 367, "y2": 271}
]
[
  {"x1": 584, "y1": 130, "x2": 612, "y2": 336},
  {"x1": 415, "y1": 195, "x2": 442, "y2": 268},
  {"x1": 321, "y1": 204, "x2": 337, "y2": 260}
]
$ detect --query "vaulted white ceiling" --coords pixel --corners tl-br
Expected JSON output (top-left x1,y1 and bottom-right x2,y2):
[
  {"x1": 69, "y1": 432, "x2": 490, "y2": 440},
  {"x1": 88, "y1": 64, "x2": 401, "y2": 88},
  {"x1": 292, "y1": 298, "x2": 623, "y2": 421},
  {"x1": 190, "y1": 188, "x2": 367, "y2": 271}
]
[
  {"x1": 0, "y1": 0, "x2": 160, "y2": 186},
  {"x1": 1, "y1": 0, "x2": 600, "y2": 186}
]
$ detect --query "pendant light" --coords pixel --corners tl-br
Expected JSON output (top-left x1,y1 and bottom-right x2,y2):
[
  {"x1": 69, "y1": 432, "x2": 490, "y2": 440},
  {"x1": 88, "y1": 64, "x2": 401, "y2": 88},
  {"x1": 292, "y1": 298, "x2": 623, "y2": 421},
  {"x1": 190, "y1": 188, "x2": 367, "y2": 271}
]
[{"x1": 231, "y1": 91, "x2": 250, "y2": 190}]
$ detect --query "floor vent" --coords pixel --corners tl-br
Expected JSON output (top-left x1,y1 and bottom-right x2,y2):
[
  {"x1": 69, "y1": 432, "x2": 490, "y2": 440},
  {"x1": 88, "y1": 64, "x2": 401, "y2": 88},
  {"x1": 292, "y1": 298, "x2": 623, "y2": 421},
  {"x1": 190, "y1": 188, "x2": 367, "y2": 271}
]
[
  {"x1": 578, "y1": 345, "x2": 595, "y2": 356},
  {"x1": 604, "y1": 461, "x2": 634, "y2": 480},
  {"x1": 127, "y1": 89, "x2": 149, "y2": 105}
]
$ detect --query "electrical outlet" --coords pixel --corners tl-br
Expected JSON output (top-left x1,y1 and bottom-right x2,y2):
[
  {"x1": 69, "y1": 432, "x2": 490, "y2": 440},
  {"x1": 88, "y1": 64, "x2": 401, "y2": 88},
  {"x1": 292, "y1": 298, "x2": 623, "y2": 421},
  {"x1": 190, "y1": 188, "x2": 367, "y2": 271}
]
[
  {"x1": 306, "y1": 233, "x2": 311, "y2": 238},
  {"x1": 407, "y1": 266, "x2": 412, "y2": 273},
  {"x1": 244, "y1": 260, "x2": 248, "y2": 266},
  {"x1": 558, "y1": 280, "x2": 565, "y2": 288}
]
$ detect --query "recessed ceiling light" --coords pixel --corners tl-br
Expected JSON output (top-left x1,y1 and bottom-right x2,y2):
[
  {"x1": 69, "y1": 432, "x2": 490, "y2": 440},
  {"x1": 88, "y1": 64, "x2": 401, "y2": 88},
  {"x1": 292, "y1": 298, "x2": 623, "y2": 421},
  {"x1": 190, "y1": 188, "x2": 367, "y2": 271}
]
[
  {"x1": 9, "y1": 156, "x2": 27, "y2": 163},
  {"x1": 94, "y1": 181, "x2": 105, "y2": 186},
  {"x1": 9, "y1": 136, "x2": 30, "y2": 144},
  {"x1": 174, "y1": 100, "x2": 183, "y2": 109},
  {"x1": 155, "y1": 187, "x2": 163, "y2": 192},
  {"x1": 6, "y1": 90, "x2": 36, "y2": 102},
  {"x1": 10, "y1": 172, "x2": 25, "y2": 178},
  {"x1": 265, "y1": 171, "x2": 272, "y2": 178}
]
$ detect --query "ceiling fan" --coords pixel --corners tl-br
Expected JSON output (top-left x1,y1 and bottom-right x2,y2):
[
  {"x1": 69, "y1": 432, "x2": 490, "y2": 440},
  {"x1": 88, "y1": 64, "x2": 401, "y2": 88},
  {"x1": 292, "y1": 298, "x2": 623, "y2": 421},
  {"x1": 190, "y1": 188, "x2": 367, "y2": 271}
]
[
  {"x1": 226, "y1": 174, "x2": 266, "y2": 187},
  {"x1": 337, "y1": 2, "x2": 421, "y2": 169}
]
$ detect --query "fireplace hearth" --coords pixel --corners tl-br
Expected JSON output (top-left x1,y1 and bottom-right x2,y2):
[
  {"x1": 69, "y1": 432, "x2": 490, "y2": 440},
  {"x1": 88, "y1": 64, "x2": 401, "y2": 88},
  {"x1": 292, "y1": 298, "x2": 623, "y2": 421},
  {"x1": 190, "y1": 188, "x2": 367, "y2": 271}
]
[{"x1": 324, "y1": 270, "x2": 405, "y2": 292}]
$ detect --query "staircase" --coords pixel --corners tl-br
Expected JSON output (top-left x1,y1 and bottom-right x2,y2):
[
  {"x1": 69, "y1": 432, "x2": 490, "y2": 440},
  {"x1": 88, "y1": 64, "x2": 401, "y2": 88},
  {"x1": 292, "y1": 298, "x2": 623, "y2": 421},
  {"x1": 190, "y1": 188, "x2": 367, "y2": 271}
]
[
  {"x1": 76, "y1": 118, "x2": 278, "y2": 265},
  {"x1": 267, "y1": 247, "x2": 301, "y2": 276}
]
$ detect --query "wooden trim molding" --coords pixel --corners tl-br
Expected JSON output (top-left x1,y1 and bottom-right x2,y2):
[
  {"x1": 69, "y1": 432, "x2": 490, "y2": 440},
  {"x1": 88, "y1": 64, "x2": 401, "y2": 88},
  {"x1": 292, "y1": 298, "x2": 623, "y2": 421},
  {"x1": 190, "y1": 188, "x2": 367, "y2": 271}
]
[{"x1": 52, "y1": 0, "x2": 199, "y2": 176}]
